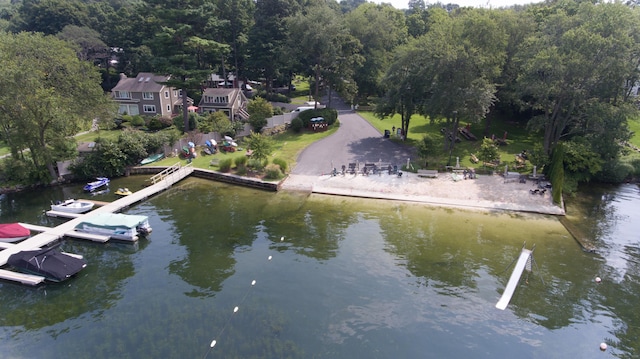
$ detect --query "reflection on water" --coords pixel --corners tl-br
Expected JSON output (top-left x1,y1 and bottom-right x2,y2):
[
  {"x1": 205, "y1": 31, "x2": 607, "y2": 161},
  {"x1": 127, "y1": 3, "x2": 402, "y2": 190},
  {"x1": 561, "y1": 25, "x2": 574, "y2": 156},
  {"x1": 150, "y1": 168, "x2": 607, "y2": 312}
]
[{"x1": 0, "y1": 177, "x2": 638, "y2": 358}]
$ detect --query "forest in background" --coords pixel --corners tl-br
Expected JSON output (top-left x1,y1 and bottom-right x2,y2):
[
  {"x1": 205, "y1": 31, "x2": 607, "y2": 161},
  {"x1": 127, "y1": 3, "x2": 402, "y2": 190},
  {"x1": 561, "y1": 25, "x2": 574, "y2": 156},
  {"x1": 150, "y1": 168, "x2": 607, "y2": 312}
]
[{"x1": 0, "y1": 0, "x2": 639, "y2": 190}]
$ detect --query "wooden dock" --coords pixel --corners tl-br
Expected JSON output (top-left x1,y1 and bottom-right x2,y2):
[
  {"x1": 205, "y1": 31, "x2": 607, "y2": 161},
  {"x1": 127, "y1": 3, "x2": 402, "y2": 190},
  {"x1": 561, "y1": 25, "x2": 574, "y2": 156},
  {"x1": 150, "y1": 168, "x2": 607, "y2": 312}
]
[{"x1": 0, "y1": 163, "x2": 193, "y2": 285}]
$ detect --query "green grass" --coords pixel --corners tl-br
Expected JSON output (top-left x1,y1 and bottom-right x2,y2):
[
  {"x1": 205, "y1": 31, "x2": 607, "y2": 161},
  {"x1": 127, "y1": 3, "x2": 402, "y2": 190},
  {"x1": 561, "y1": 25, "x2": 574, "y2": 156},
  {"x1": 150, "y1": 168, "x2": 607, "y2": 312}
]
[
  {"x1": 628, "y1": 116, "x2": 640, "y2": 148},
  {"x1": 358, "y1": 111, "x2": 542, "y2": 171},
  {"x1": 149, "y1": 125, "x2": 339, "y2": 172},
  {"x1": 74, "y1": 129, "x2": 122, "y2": 143}
]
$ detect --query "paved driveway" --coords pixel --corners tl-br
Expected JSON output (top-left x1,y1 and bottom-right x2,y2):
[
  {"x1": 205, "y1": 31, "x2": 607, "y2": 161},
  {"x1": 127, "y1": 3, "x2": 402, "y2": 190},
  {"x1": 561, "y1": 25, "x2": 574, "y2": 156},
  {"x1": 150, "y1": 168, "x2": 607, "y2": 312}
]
[{"x1": 291, "y1": 110, "x2": 417, "y2": 176}]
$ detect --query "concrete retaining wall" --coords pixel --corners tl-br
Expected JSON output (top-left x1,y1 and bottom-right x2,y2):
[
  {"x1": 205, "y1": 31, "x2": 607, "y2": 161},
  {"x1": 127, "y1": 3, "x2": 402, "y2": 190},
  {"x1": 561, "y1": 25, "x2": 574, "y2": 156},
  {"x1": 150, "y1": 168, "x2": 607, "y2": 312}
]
[{"x1": 130, "y1": 166, "x2": 280, "y2": 192}]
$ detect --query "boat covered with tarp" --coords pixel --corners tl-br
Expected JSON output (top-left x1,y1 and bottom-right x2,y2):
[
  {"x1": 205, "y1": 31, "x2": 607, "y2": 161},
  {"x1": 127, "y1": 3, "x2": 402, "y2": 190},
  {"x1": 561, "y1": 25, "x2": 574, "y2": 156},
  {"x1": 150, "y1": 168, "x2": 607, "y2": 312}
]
[
  {"x1": 75, "y1": 213, "x2": 152, "y2": 241},
  {"x1": 7, "y1": 246, "x2": 87, "y2": 282},
  {"x1": 0, "y1": 223, "x2": 31, "y2": 243}
]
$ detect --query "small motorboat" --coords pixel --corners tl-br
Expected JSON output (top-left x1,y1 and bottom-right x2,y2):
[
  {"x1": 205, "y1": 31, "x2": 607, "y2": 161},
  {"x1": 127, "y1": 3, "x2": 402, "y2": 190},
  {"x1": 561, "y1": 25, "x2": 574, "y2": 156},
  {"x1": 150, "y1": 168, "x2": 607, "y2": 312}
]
[
  {"x1": 115, "y1": 188, "x2": 132, "y2": 196},
  {"x1": 83, "y1": 177, "x2": 110, "y2": 192},
  {"x1": 0, "y1": 223, "x2": 31, "y2": 243},
  {"x1": 50, "y1": 199, "x2": 94, "y2": 214},
  {"x1": 7, "y1": 246, "x2": 87, "y2": 282}
]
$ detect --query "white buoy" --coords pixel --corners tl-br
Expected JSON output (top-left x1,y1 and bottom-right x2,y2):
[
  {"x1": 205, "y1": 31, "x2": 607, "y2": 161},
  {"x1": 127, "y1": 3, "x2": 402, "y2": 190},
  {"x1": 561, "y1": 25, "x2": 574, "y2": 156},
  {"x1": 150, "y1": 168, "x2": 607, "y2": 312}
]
[
  {"x1": 281, "y1": 236, "x2": 284, "y2": 242},
  {"x1": 251, "y1": 280, "x2": 256, "y2": 286},
  {"x1": 210, "y1": 340, "x2": 217, "y2": 348},
  {"x1": 595, "y1": 277, "x2": 602, "y2": 283},
  {"x1": 600, "y1": 343, "x2": 607, "y2": 351},
  {"x1": 268, "y1": 255, "x2": 272, "y2": 261},
  {"x1": 233, "y1": 306, "x2": 239, "y2": 313}
]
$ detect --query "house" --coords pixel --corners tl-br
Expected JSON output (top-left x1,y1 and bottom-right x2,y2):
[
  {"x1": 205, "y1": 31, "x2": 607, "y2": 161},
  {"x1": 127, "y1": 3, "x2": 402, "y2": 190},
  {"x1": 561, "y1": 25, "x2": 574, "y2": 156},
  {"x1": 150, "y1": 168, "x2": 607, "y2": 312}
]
[
  {"x1": 111, "y1": 73, "x2": 191, "y2": 117},
  {"x1": 198, "y1": 88, "x2": 250, "y2": 121}
]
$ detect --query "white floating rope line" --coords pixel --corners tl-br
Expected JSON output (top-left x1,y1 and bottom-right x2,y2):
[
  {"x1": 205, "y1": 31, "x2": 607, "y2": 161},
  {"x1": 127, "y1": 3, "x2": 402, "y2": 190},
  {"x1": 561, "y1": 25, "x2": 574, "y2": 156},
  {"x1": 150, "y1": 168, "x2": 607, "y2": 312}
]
[{"x1": 203, "y1": 236, "x2": 285, "y2": 358}]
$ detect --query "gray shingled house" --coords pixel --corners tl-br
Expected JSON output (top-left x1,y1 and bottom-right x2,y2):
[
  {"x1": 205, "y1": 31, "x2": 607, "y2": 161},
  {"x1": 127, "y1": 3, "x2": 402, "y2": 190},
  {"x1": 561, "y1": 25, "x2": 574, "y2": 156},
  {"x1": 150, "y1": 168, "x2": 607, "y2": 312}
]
[{"x1": 111, "y1": 73, "x2": 191, "y2": 117}]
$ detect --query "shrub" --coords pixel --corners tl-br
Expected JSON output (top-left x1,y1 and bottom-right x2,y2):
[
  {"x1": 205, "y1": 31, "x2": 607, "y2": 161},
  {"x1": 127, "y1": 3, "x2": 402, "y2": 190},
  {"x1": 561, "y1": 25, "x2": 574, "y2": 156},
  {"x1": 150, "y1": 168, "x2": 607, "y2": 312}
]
[
  {"x1": 235, "y1": 165, "x2": 247, "y2": 176},
  {"x1": 264, "y1": 163, "x2": 283, "y2": 180},
  {"x1": 290, "y1": 117, "x2": 304, "y2": 133},
  {"x1": 272, "y1": 158, "x2": 288, "y2": 173},
  {"x1": 130, "y1": 115, "x2": 146, "y2": 127},
  {"x1": 219, "y1": 158, "x2": 233, "y2": 172},
  {"x1": 247, "y1": 158, "x2": 264, "y2": 171},
  {"x1": 235, "y1": 155, "x2": 248, "y2": 167},
  {"x1": 273, "y1": 107, "x2": 284, "y2": 115},
  {"x1": 317, "y1": 108, "x2": 338, "y2": 125}
]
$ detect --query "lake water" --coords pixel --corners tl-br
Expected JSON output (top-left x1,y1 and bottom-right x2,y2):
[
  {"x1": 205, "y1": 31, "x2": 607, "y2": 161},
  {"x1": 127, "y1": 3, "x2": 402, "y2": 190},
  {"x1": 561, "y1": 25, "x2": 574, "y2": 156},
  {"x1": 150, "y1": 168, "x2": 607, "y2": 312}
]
[{"x1": 0, "y1": 177, "x2": 638, "y2": 358}]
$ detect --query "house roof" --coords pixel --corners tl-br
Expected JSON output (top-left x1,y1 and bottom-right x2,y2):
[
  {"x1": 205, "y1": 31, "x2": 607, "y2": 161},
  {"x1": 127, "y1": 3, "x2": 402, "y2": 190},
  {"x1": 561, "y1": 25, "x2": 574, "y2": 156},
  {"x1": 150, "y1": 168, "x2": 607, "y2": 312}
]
[{"x1": 112, "y1": 73, "x2": 171, "y2": 93}]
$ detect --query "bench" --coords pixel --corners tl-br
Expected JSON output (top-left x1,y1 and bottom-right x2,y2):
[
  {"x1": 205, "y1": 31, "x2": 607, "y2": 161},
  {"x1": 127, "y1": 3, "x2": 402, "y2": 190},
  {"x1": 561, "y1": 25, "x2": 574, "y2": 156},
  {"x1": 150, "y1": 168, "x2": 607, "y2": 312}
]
[{"x1": 417, "y1": 169, "x2": 438, "y2": 178}]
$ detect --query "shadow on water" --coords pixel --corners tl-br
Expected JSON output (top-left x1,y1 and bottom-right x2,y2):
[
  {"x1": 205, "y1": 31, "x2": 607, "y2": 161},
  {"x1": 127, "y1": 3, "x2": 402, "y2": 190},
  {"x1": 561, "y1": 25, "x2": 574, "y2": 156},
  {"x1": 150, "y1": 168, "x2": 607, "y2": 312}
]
[{"x1": 0, "y1": 177, "x2": 639, "y2": 358}]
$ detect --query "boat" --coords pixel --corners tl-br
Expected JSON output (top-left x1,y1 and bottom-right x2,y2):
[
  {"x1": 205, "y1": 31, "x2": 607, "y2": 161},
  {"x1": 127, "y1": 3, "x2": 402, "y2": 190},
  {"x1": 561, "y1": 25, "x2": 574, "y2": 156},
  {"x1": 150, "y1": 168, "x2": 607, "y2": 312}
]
[
  {"x1": 115, "y1": 188, "x2": 132, "y2": 196},
  {"x1": 0, "y1": 223, "x2": 31, "y2": 243},
  {"x1": 83, "y1": 177, "x2": 110, "y2": 192},
  {"x1": 7, "y1": 246, "x2": 87, "y2": 282},
  {"x1": 50, "y1": 199, "x2": 94, "y2": 214},
  {"x1": 75, "y1": 213, "x2": 152, "y2": 241},
  {"x1": 140, "y1": 153, "x2": 164, "y2": 165}
]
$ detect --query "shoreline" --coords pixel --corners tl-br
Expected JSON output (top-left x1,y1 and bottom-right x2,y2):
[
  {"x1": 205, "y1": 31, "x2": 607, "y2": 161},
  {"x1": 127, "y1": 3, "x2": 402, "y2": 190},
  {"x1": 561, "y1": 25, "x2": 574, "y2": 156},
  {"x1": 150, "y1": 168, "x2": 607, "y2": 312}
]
[{"x1": 280, "y1": 171, "x2": 565, "y2": 216}]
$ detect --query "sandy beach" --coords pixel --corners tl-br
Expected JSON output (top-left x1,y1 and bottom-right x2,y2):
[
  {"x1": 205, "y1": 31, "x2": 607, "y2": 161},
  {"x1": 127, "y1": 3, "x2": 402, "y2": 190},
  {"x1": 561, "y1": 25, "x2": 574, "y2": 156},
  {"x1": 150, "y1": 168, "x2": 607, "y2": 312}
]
[{"x1": 281, "y1": 171, "x2": 564, "y2": 215}]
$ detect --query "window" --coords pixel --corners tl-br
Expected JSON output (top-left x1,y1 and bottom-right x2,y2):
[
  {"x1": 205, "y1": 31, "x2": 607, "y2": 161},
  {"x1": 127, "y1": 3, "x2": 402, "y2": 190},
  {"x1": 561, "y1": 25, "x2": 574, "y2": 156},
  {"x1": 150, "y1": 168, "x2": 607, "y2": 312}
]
[
  {"x1": 167, "y1": 105, "x2": 171, "y2": 112},
  {"x1": 118, "y1": 104, "x2": 138, "y2": 115},
  {"x1": 204, "y1": 95, "x2": 229, "y2": 103},
  {"x1": 115, "y1": 91, "x2": 131, "y2": 99},
  {"x1": 143, "y1": 105, "x2": 157, "y2": 113},
  {"x1": 165, "y1": 91, "x2": 170, "y2": 98},
  {"x1": 143, "y1": 92, "x2": 154, "y2": 100}
]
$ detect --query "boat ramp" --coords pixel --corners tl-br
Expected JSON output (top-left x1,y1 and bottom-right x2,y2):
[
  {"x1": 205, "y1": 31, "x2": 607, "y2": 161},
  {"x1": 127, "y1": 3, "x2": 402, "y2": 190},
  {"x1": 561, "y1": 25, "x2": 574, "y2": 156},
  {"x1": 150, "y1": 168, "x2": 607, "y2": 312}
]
[{"x1": 0, "y1": 163, "x2": 193, "y2": 285}]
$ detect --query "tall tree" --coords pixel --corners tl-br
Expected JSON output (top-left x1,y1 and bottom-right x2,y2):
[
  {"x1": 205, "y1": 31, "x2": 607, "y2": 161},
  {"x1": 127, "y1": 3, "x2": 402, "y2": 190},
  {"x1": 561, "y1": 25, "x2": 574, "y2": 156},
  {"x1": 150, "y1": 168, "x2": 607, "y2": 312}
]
[
  {"x1": 57, "y1": 25, "x2": 109, "y2": 63},
  {"x1": 378, "y1": 8, "x2": 507, "y2": 145},
  {"x1": 287, "y1": 3, "x2": 363, "y2": 106},
  {"x1": 513, "y1": 1, "x2": 639, "y2": 158},
  {"x1": 0, "y1": 32, "x2": 114, "y2": 182},
  {"x1": 215, "y1": 0, "x2": 255, "y2": 86},
  {"x1": 12, "y1": 0, "x2": 89, "y2": 35},
  {"x1": 346, "y1": 3, "x2": 408, "y2": 100},
  {"x1": 141, "y1": 0, "x2": 229, "y2": 132},
  {"x1": 246, "y1": 0, "x2": 299, "y2": 92}
]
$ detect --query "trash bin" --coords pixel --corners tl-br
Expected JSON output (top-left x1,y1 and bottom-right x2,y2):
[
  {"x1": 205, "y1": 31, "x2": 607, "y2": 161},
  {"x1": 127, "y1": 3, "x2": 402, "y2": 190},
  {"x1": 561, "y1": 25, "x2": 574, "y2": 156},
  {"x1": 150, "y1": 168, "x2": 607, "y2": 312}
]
[{"x1": 384, "y1": 129, "x2": 390, "y2": 138}]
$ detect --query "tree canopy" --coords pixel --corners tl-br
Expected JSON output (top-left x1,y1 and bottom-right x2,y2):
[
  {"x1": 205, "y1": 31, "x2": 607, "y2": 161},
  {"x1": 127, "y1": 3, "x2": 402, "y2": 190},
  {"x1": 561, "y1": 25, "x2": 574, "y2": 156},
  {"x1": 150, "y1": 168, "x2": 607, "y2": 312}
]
[
  {"x1": 0, "y1": 0, "x2": 639, "y2": 187},
  {"x1": 0, "y1": 31, "x2": 114, "y2": 182}
]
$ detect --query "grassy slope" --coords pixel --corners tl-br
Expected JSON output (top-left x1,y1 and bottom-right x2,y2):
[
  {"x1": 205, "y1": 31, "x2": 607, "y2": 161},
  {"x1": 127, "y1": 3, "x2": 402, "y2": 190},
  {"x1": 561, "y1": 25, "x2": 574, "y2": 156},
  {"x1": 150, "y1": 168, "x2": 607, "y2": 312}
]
[{"x1": 358, "y1": 111, "x2": 541, "y2": 170}]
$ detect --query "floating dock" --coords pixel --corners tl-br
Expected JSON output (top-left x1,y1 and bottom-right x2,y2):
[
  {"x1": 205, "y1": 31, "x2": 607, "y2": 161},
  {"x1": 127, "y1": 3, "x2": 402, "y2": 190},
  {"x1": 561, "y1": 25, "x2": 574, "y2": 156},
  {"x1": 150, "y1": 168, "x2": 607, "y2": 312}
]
[
  {"x1": 0, "y1": 163, "x2": 193, "y2": 285},
  {"x1": 496, "y1": 246, "x2": 533, "y2": 310}
]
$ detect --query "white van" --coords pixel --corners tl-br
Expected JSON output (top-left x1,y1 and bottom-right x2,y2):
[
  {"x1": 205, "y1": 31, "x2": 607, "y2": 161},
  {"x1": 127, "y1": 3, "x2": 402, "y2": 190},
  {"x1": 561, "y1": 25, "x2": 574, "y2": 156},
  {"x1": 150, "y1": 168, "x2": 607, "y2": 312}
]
[{"x1": 293, "y1": 106, "x2": 315, "y2": 112}]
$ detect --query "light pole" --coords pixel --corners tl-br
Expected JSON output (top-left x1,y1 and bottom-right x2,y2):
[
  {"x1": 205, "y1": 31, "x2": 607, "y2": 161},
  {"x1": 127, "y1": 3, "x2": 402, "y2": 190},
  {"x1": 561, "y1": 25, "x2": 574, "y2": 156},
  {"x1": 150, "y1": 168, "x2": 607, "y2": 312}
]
[{"x1": 447, "y1": 111, "x2": 458, "y2": 166}]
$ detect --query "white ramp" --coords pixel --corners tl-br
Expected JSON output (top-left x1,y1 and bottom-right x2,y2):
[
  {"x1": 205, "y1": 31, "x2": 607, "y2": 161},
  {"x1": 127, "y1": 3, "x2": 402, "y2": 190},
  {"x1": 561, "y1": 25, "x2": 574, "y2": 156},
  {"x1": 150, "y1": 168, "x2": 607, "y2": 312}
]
[{"x1": 496, "y1": 248, "x2": 532, "y2": 310}]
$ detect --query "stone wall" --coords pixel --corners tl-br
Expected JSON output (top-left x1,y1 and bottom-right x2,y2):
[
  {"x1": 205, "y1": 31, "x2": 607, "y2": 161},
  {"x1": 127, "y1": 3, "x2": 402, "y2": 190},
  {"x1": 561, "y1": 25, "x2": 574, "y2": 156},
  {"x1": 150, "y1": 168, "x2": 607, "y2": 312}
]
[{"x1": 130, "y1": 166, "x2": 280, "y2": 192}]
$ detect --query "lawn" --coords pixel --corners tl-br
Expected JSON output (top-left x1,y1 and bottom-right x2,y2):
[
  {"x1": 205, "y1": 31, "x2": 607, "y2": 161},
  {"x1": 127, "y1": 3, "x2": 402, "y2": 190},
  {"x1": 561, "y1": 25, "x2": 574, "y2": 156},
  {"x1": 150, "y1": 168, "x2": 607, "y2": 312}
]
[
  {"x1": 74, "y1": 129, "x2": 121, "y2": 143},
  {"x1": 150, "y1": 125, "x2": 338, "y2": 173},
  {"x1": 628, "y1": 116, "x2": 640, "y2": 148},
  {"x1": 358, "y1": 111, "x2": 542, "y2": 171}
]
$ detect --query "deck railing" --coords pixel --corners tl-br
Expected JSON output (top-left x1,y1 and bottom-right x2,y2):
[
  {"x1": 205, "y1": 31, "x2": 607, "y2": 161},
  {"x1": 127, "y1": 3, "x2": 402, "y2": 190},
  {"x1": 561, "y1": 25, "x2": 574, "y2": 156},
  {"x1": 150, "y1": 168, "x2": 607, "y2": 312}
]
[{"x1": 150, "y1": 162, "x2": 192, "y2": 184}]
